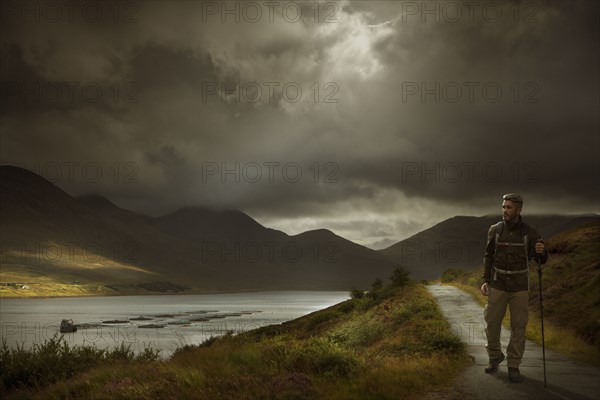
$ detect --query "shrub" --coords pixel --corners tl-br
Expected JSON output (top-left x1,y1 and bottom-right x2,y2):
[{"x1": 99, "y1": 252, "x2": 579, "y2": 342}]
[
  {"x1": 424, "y1": 331, "x2": 465, "y2": 353},
  {"x1": 391, "y1": 307, "x2": 413, "y2": 325},
  {"x1": 371, "y1": 278, "x2": 383, "y2": 291},
  {"x1": 441, "y1": 268, "x2": 467, "y2": 283},
  {"x1": 338, "y1": 300, "x2": 356, "y2": 313},
  {"x1": 0, "y1": 334, "x2": 159, "y2": 393},
  {"x1": 348, "y1": 322, "x2": 386, "y2": 348},
  {"x1": 200, "y1": 335, "x2": 221, "y2": 348},
  {"x1": 389, "y1": 266, "x2": 411, "y2": 288},
  {"x1": 350, "y1": 288, "x2": 365, "y2": 299},
  {"x1": 355, "y1": 296, "x2": 378, "y2": 311},
  {"x1": 281, "y1": 338, "x2": 360, "y2": 377}
]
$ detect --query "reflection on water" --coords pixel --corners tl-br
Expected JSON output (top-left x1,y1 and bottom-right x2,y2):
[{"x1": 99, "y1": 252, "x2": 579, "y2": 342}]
[{"x1": 0, "y1": 291, "x2": 348, "y2": 358}]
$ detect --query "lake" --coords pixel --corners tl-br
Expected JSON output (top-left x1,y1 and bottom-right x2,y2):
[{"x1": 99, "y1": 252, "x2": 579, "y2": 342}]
[{"x1": 0, "y1": 291, "x2": 348, "y2": 358}]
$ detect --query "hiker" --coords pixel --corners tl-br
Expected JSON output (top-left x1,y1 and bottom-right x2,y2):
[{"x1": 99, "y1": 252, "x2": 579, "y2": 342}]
[{"x1": 480, "y1": 193, "x2": 547, "y2": 382}]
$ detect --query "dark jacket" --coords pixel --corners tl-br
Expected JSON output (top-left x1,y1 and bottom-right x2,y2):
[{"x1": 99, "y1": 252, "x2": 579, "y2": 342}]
[{"x1": 482, "y1": 216, "x2": 548, "y2": 291}]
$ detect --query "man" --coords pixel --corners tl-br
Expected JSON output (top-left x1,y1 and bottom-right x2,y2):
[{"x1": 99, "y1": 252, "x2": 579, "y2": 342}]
[{"x1": 480, "y1": 193, "x2": 547, "y2": 382}]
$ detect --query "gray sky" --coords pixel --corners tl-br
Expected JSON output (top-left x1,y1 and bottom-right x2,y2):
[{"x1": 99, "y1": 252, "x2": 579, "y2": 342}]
[{"x1": 1, "y1": 1, "x2": 598, "y2": 249}]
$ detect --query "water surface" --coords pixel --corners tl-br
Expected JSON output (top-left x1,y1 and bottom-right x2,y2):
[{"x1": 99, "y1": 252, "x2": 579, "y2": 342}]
[{"x1": 0, "y1": 291, "x2": 348, "y2": 357}]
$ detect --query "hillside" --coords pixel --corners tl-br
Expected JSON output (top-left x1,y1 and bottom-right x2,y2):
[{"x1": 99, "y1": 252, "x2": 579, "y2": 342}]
[
  {"x1": 1, "y1": 282, "x2": 470, "y2": 399},
  {"x1": 0, "y1": 166, "x2": 217, "y2": 295},
  {"x1": 538, "y1": 219, "x2": 600, "y2": 348},
  {"x1": 0, "y1": 166, "x2": 394, "y2": 295},
  {"x1": 379, "y1": 214, "x2": 599, "y2": 280}
]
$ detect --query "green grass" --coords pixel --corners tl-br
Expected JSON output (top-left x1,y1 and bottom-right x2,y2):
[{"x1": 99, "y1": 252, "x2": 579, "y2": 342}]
[
  {"x1": 1, "y1": 283, "x2": 470, "y2": 400},
  {"x1": 443, "y1": 218, "x2": 600, "y2": 366}
]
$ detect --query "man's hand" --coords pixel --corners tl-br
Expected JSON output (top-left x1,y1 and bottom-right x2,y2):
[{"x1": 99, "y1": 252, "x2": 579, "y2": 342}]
[
  {"x1": 535, "y1": 239, "x2": 545, "y2": 254},
  {"x1": 481, "y1": 282, "x2": 489, "y2": 296}
]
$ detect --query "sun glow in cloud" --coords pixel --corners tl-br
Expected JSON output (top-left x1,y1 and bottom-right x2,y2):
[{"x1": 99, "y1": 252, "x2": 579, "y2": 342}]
[{"x1": 317, "y1": 9, "x2": 394, "y2": 81}]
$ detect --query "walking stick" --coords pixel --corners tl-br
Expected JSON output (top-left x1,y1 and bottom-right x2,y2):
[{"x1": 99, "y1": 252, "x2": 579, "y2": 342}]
[{"x1": 537, "y1": 250, "x2": 547, "y2": 388}]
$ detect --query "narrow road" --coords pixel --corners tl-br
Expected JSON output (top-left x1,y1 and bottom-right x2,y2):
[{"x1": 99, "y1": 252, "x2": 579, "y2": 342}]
[{"x1": 426, "y1": 284, "x2": 600, "y2": 400}]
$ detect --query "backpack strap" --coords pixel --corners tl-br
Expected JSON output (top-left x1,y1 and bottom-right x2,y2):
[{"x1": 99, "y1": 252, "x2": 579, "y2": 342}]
[
  {"x1": 493, "y1": 221, "x2": 504, "y2": 255},
  {"x1": 521, "y1": 222, "x2": 530, "y2": 290},
  {"x1": 493, "y1": 221, "x2": 504, "y2": 281}
]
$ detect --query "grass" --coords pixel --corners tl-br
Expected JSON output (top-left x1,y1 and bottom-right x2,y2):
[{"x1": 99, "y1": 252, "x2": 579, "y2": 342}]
[
  {"x1": 0, "y1": 334, "x2": 160, "y2": 397},
  {"x1": 0, "y1": 281, "x2": 117, "y2": 298},
  {"x1": 442, "y1": 218, "x2": 600, "y2": 366},
  {"x1": 0, "y1": 265, "x2": 190, "y2": 298},
  {"x1": 0, "y1": 283, "x2": 470, "y2": 399}
]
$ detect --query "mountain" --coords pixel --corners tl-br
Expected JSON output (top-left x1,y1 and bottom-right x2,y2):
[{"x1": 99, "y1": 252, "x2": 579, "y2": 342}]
[
  {"x1": 149, "y1": 208, "x2": 394, "y2": 289},
  {"x1": 0, "y1": 166, "x2": 216, "y2": 292},
  {"x1": 379, "y1": 214, "x2": 600, "y2": 280},
  {"x1": 2, "y1": 165, "x2": 595, "y2": 294},
  {"x1": 150, "y1": 206, "x2": 288, "y2": 243},
  {"x1": 0, "y1": 166, "x2": 394, "y2": 295}
]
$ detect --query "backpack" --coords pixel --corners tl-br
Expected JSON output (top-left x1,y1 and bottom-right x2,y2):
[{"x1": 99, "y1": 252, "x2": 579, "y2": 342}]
[{"x1": 492, "y1": 221, "x2": 531, "y2": 283}]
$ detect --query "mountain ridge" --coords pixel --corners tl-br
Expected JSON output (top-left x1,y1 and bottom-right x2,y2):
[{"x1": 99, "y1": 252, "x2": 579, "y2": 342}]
[
  {"x1": 0, "y1": 166, "x2": 394, "y2": 294},
  {"x1": 1, "y1": 165, "x2": 596, "y2": 294}
]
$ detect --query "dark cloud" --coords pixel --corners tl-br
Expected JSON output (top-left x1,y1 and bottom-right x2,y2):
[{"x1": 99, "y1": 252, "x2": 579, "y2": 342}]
[{"x1": 1, "y1": 0, "x2": 598, "y2": 246}]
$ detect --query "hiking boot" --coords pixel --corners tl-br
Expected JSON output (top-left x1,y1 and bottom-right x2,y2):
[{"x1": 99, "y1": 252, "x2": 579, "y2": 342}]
[
  {"x1": 484, "y1": 353, "x2": 505, "y2": 373},
  {"x1": 508, "y1": 367, "x2": 523, "y2": 383}
]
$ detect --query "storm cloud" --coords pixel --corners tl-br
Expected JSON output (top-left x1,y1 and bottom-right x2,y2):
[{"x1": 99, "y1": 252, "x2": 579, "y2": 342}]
[{"x1": 1, "y1": 0, "x2": 598, "y2": 248}]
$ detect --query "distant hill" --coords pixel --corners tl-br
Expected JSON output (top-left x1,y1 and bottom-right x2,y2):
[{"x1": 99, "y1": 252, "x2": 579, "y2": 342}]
[
  {"x1": 0, "y1": 166, "x2": 394, "y2": 295},
  {"x1": 378, "y1": 214, "x2": 599, "y2": 280}
]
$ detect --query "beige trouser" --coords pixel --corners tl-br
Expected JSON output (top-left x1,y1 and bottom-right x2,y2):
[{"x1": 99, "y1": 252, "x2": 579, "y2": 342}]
[{"x1": 484, "y1": 288, "x2": 529, "y2": 368}]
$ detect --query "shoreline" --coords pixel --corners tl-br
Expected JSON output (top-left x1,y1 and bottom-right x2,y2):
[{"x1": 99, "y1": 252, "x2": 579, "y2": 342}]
[{"x1": 0, "y1": 287, "x2": 350, "y2": 300}]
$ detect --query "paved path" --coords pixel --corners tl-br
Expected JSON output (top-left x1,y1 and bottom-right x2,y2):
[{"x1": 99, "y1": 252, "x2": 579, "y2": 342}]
[{"x1": 426, "y1": 284, "x2": 600, "y2": 400}]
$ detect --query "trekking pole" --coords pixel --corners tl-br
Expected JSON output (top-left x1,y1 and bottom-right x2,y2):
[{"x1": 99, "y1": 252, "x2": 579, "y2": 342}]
[{"x1": 536, "y1": 242, "x2": 547, "y2": 388}]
